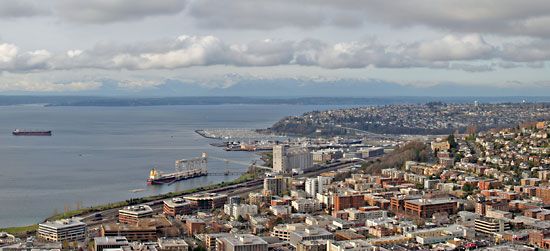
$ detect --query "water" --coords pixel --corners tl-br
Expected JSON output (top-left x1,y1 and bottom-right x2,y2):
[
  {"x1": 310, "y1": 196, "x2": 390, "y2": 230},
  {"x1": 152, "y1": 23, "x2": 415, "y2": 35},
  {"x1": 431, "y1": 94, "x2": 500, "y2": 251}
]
[{"x1": 0, "y1": 104, "x2": 347, "y2": 227}]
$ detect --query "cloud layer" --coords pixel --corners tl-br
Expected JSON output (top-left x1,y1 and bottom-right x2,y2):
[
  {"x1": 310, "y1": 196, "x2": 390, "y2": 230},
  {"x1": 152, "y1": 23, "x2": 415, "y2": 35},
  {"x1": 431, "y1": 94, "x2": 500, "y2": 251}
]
[
  {"x1": 4, "y1": 1, "x2": 550, "y2": 39},
  {"x1": 0, "y1": 34, "x2": 547, "y2": 73}
]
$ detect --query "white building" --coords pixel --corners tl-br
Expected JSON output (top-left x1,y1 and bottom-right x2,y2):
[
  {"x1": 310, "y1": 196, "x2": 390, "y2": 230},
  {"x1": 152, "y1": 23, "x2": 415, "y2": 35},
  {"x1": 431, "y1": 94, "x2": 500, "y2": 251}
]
[
  {"x1": 273, "y1": 145, "x2": 312, "y2": 174},
  {"x1": 224, "y1": 204, "x2": 258, "y2": 220},
  {"x1": 270, "y1": 205, "x2": 292, "y2": 217},
  {"x1": 271, "y1": 224, "x2": 306, "y2": 241},
  {"x1": 38, "y1": 218, "x2": 87, "y2": 242},
  {"x1": 292, "y1": 198, "x2": 321, "y2": 213},
  {"x1": 305, "y1": 176, "x2": 332, "y2": 197}
]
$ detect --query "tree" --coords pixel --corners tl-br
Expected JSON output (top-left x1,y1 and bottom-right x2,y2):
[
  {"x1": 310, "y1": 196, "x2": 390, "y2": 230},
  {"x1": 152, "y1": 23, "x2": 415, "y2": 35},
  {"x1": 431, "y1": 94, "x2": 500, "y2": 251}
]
[
  {"x1": 447, "y1": 134, "x2": 458, "y2": 150},
  {"x1": 462, "y1": 183, "x2": 474, "y2": 192},
  {"x1": 193, "y1": 246, "x2": 207, "y2": 251}
]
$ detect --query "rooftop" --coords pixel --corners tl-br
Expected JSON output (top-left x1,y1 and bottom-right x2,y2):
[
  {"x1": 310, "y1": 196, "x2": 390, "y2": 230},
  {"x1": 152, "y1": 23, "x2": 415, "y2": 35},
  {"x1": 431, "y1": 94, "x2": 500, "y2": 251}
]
[{"x1": 39, "y1": 218, "x2": 86, "y2": 229}]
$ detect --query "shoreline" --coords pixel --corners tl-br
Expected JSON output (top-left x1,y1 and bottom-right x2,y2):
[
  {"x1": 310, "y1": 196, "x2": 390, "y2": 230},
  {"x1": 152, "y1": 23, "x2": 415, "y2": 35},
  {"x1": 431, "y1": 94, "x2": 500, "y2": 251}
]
[{"x1": 0, "y1": 172, "x2": 258, "y2": 236}]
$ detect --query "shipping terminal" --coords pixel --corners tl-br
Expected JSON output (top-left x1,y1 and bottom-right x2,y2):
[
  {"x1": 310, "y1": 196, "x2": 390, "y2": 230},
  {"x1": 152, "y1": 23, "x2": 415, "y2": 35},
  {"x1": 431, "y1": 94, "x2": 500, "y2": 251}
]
[{"x1": 147, "y1": 153, "x2": 208, "y2": 185}]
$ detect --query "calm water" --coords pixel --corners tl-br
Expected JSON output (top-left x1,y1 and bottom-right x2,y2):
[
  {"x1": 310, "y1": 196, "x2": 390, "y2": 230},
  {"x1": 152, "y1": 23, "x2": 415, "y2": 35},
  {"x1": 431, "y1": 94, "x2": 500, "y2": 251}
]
[{"x1": 0, "y1": 104, "x2": 346, "y2": 227}]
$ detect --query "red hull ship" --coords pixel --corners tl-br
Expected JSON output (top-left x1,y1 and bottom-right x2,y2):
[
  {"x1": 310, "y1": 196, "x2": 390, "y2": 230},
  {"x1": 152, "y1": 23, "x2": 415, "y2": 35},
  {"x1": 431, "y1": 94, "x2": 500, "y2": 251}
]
[{"x1": 12, "y1": 129, "x2": 52, "y2": 136}]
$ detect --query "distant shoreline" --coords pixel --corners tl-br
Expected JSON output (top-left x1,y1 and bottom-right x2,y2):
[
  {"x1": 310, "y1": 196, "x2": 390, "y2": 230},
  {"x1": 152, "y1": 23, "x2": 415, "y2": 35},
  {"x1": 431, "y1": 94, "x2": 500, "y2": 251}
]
[{"x1": 0, "y1": 96, "x2": 549, "y2": 107}]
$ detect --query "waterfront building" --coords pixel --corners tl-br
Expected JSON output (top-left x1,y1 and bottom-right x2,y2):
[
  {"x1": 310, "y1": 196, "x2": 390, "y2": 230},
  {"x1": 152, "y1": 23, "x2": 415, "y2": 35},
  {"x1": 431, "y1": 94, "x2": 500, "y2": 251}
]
[
  {"x1": 37, "y1": 218, "x2": 87, "y2": 242},
  {"x1": 163, "y1": 197, "x2": 194, "y2": 216},
  {"x1": 119, "y1": 205, "x2": 154, "y2": 224},
  {"x1": 183, "y1": 193, "x2": 228, "y2": 210}
]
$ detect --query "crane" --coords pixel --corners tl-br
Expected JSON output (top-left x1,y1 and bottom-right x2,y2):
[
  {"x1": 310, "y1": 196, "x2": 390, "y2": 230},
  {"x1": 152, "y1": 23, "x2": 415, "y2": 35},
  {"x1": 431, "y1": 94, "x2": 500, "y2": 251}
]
[{"x1": 208, "y1": 156, "x2": 272, "y2": 171}]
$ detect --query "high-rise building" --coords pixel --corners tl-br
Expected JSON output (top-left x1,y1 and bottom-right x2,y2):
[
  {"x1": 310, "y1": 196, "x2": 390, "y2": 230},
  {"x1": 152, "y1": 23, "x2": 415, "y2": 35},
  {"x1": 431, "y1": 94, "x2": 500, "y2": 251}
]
[
  {"x1": 273, "y1": 145, "x2": 312, "y2": 174},
  {"x1": 305, "y1": 176, "x2": 332, "y2": 197},
  {"x1": 263, "y1": 176, "x2": 291, "y2": 196}
]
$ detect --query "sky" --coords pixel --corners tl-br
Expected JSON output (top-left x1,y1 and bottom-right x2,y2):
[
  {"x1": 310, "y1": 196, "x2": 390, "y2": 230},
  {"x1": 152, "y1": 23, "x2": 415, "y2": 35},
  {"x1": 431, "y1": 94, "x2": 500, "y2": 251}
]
[{"x1": 0, "y1": 0, "x2": 549, "y2": 96}]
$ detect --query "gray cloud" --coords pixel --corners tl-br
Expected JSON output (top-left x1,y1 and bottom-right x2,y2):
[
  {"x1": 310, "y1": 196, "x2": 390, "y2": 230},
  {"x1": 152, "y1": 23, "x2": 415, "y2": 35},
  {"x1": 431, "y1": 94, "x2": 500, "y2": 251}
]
[
  {"x1": 186, "y1": 0, "x2": 550, "y2": 38},
  {"x1": 55, "y1": 0, "x2": 187, "y2": 23},
  {"x1": 0, "y1": 0, "x2": 48, "y2": 19}
]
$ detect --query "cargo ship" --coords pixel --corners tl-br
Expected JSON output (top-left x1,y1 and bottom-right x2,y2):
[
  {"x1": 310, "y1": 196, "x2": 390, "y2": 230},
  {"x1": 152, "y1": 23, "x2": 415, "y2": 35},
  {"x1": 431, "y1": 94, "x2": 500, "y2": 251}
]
[
  {"x1": 12, "y1": 129, "x2": 52, "y2": 136},
  {"x1": 147, "y1": 153, "x2": 208, "y2": 185}
]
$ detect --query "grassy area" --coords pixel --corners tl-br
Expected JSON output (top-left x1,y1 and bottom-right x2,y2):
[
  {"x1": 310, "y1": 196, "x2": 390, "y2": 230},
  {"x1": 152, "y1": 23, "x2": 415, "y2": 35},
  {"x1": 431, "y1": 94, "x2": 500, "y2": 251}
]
[{"x1": 0, "y1": 224, "x2": 38, "y2": 236}]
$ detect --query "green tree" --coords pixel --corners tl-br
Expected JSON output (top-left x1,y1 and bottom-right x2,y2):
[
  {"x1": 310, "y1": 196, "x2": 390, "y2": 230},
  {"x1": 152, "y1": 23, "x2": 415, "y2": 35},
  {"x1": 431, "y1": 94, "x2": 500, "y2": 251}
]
[{"x1": 462, "y1": 183, "x2": 474, "y2": 192}]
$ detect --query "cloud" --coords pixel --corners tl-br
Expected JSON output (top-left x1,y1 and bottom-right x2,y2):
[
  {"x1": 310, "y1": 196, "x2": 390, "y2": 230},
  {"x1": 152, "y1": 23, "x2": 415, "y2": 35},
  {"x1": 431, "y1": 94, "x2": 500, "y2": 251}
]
[
  {"x1": 449, "y1": 63, "x2": 494, "y2": 72},
  {"x1": 0, "y1": 43, "x2": 18, "y2": 63},
  {"x1": 187, "y1": 0, "x2": 352, "y2": 29},
  {"x1": 403, "y1": 34, "x2": 495, "y2": 61},
  {"x1": 0, "y1": 80, "x2": 101, "y2": 92},
  {"x1": 0, "y1": 0, "x2": 48, "y2": 19},
  {"x1": 185, "y1": 0, "x2": 550, "y2": 38},
  {"x1": 55, "y1": 0, "x2": 187, "y2": 23},
  {"x1": 0, "y1": 34, "x2": 549, "y2": 73},
  {"x1": 500, "y1": 40, "x2": 550, "y2": 62}
]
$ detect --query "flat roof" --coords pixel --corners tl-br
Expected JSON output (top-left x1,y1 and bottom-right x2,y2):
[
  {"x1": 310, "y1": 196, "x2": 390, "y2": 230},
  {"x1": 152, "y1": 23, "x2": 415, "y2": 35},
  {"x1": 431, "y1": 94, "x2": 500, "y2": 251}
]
[
  {"x1": 119, "y1": 205, "x2": 153, "y2": 214},
  {"x1": 39, "y1": 218, "x2": 86, "y2": 229},
  {"x1": 406, "y1": 198, "x2": 457, "y2": 206},
  {"x1": 219, "y1": 234, "x2": 268, "y2": 246},
  {"x1": 184, "y1": 193, "x2": 227, "y2": 200},
  {"x1": 164, "y1": 197, "x2": 192, "y2": 207},
  {"x1": 94, "y1": 236, "x2": 129, "y2": 245},
  {"x1": 102, "y1": 223, "x2": 156, "y2": 231}
]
